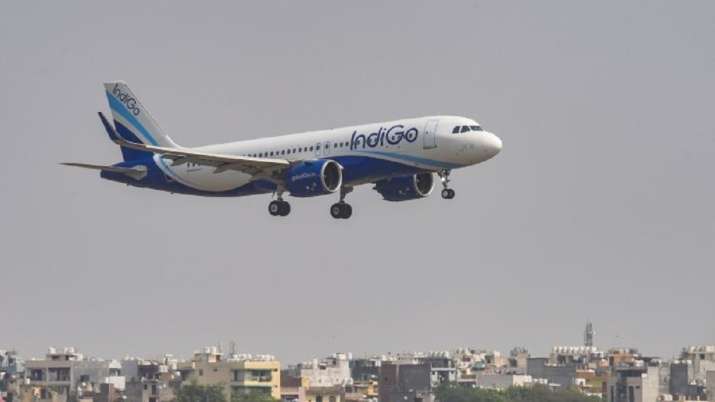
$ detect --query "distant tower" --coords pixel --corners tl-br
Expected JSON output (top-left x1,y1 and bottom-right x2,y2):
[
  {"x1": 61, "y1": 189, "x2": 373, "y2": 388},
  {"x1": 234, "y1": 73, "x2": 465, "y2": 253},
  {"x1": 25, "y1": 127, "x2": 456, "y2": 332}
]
[
  {"x1": 584, "y1": 321, "x2": 594, "y2": 347},
  {"x1": 230, "y1": 340, "x2": 238, "y2": 356}
]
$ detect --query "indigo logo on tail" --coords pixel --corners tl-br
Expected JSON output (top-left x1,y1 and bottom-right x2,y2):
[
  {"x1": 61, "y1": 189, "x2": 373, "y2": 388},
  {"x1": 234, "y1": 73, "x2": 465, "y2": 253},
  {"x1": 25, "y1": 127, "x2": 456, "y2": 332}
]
[
  {"x1": 112, "y1": 84, "x2": 141, "y2": 116},
  {"x1": 350, "y1": 124, "x2": 418, "y2": 150}
]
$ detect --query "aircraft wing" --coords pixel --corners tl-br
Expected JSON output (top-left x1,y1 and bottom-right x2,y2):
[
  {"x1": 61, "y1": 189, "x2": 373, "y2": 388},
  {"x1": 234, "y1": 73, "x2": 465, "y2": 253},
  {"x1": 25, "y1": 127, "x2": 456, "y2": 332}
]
[{"x1": 120, "y1": 140, "x2": 289, "y2": 175}]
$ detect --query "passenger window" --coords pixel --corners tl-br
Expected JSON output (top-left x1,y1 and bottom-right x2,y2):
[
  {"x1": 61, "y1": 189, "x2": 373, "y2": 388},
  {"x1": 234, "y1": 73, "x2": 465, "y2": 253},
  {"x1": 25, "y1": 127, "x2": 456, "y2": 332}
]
[
  {"x1": 461, "y1": 126, "x2": 470, "y2": 133},
  {"x1": 453, "y1": 126, "x2": 461, "y2": 134},
  {"x1": 309, "y1": 146, "x2": 313, "y2": 151}
]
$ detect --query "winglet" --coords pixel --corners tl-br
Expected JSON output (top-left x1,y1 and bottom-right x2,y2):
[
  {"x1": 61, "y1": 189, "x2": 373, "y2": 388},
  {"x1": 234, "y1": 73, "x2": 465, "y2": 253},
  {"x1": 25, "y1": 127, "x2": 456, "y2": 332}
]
[{"x1": 98, "y1": 111, "x2": 122, "y2": 143}]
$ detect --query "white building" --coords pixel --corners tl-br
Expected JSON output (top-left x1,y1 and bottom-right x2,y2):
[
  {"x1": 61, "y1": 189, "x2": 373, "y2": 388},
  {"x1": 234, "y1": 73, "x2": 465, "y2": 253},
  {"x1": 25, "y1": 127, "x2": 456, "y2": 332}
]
[
  {"x1": 300, "y1": 353, "x2": 352, "y2": 387},
  {"x1": 681, "y1": 346, "x2": 715, "y2": 384},
  {"x1": 474, "y1": 374, "x2": 532, "y2": 390}
]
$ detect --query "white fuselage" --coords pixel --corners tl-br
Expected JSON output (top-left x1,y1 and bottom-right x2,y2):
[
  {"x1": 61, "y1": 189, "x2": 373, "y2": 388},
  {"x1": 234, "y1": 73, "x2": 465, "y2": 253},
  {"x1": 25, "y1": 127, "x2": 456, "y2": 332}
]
[{"x1": 153, "y1": 115, "x2": 502, "y2": 193}]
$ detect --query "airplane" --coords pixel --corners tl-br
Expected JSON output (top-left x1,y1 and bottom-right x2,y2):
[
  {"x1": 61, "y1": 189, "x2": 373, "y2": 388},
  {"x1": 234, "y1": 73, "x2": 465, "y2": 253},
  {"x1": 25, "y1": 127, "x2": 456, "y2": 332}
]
[{"x1": 64, "y1": 81, "x2": 502, "y2": 219}]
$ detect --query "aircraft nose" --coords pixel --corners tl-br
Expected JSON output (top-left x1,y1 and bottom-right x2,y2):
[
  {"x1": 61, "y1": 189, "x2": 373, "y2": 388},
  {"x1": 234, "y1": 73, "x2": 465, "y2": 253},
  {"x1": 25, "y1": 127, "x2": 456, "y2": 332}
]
[{"x1": 483, "y1": 132, "x2": 502, "y2": 158}]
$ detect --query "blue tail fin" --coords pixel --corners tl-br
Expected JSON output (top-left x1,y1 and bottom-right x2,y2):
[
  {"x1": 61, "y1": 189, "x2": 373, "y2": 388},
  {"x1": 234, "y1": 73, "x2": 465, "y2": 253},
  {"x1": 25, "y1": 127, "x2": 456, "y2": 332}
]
[
  {"x1": 98, "y1": 111, "x2": 151, "y2": 161},
  {"x1": 102, "y1": 81, "x2": 179, "y2": 161}
]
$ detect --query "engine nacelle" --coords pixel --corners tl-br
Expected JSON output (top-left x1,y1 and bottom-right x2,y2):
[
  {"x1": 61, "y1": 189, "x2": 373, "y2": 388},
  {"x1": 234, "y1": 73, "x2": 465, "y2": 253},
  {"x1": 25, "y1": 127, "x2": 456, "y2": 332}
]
[
  {"x1": 285, "y1": 159, "x2": 343, "y2": 197},
  {"x1": 373, "y1": 172, "x2": 435, "y2": 201}
]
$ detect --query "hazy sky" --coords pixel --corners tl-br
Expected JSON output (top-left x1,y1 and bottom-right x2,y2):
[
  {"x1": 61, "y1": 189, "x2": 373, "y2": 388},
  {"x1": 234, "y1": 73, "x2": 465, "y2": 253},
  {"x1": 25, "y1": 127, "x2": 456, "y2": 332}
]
[{"x1": 1, "y1": 1, "x2": 713, "y2": 363}]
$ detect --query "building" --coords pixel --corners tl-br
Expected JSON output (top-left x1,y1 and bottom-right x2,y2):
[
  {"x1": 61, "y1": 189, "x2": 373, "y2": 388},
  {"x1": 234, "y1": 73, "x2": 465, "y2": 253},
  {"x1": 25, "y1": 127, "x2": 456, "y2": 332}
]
[
  {"x1": 179, "y1": 346, "x2": 281, "y2": 400},
  {"x1": 669, "y1": 361, "x2": 693, "y2": 399},
  {"x1": 526, "y1": 357, "x2": 576, "y2": 388},
  {"x1": 550, "y1": 346, "x2": 604, "y2": 367},
  {"x1": 22, "y1": 347, "x2": 124, "y2": 401},
  {"x1": 281, "y1": 371, "x2": 307, "y2": 402},
  {"x1": 1, "y1": 349, "x2": 23, "y2": 401},
  {"x1": 305, "y1": 385, "x2": 344, "y2": 402},
  {"x1": 606, "y1": 365, "x2": 660, "y2": 402},
  {"x1": 706, "y1": 371, "x2": 714, "y2": 402},
  {"x1": 350, "y1": 357, "x2": 381, "y2": 383},
  {"x1": 347, "y1": 357, "x2": 380, "y2": 402},
  {"x1": 575, "y1": 369, "x2": 608, "y2": 397},
  {"x1": 508, "y1": 348, "x2": 530, "y2": 374},
  {"x1": 418, "y1": 352, "x2": 457, "y2": 386},
  {"x1": 608, "y1": 349, "x2": 641, "y2": 369},
  {"x1": 378, "y1": 362, "x2": 433, "y2": 402},
  {"x1": 123, "y1": 358, "x2": 178, "y2": 402},
  {"x1": 473, "y1": 374, "x2": 532, "y2": 390},
  {"x1": 299, "y1": 354, "x2": 352, "y2": 388},
  {"x1": 680, "y1": 346, "x2": 715, "y2": 383}
]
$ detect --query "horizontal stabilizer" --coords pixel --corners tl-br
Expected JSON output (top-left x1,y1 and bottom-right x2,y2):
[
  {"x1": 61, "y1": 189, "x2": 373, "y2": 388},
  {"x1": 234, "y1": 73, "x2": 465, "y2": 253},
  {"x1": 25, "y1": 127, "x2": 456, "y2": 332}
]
[{"x1": 61, "y1": 162, "x2": 147, "y2": 180}]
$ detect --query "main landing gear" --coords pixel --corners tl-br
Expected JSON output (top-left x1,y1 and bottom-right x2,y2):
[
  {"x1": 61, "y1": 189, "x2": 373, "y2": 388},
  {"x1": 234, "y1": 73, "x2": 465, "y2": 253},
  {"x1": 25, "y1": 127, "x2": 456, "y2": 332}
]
[
  {"x1": 268, "y1": 192, "x2": 290, "y2": 217},
  {"x1": 330, "y1": 186, "x2": 353, "y2": 219},
  {"x1": 439, "y1": 169, "x2": 456, "y2": 199}
]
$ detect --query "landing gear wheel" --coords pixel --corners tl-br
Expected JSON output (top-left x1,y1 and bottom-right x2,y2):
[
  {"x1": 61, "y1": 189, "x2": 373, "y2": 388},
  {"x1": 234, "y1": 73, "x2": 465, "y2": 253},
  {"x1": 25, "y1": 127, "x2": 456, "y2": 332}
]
[
  {"x1": 269, "y1": 201, "x2": 281, "y2": 216},
  {"x1": 278, "y1": 201, "x2": 291, "y2": 216},
  {"x1": 269, "y1": 200, "x2": 291, "y2": 216},
  {"x1": 330, "y1": 202, "x2": 352, "y2": 219},
  {"x1": 438, "y1": 170, "x2": 455, "y2": 200},
  {"x1": 441, "y1": 188, "x2": 455, "y2": 199},
  {"x1": 343, "y1": 203, "x2": 352, "y2": 219},
  {"x1": 330, "y1": 203, "x2": 343, "y2": 219}
]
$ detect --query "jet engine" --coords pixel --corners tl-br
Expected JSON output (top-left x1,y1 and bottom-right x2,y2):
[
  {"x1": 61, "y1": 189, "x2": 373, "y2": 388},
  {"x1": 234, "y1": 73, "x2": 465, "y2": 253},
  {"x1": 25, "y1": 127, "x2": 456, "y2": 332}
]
[
  {"x1": 285, "y1": 160, "x2": 343, "y2": 197},
  {"x1": 373, "y1": 172, "x2": 434, "y2": 201}
]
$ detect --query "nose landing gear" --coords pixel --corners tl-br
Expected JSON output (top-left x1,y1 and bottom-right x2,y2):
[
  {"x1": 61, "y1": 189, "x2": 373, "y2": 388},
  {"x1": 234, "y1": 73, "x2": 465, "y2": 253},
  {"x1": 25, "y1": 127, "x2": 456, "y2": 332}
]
[
  {"x1": 330, "y1": 202, "x2": 352, "y2": 219},
  {"x1": 330, "y1": 186, "x2": 353, "y2": 219},
  {"x1": 268, "y1": 192, "x2": 291, "y2": 217},
  {"x1": 439, "y1": 170, "x2": 455, "y2": 199}
]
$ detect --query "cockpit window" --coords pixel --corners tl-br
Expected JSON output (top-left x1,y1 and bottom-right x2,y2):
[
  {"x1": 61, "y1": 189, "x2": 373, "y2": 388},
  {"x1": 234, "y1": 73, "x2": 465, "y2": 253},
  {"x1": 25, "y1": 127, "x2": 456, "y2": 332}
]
[{"x1": 453, "y1": 125, "x2": 484, "y2": 133}]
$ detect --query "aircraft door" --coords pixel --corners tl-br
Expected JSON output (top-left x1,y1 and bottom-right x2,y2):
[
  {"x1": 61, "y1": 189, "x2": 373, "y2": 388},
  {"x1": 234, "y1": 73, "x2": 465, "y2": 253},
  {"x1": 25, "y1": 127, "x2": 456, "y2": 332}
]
[
  {"x1": 323, "y1": 141, "x2": 331, "y2": 157},
  {"x1": 423, "y1": 119, "x2": 439, "y2": 149},
  {"x1": 314, "y1": 142, "x2": 321, "y2": 158}
]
